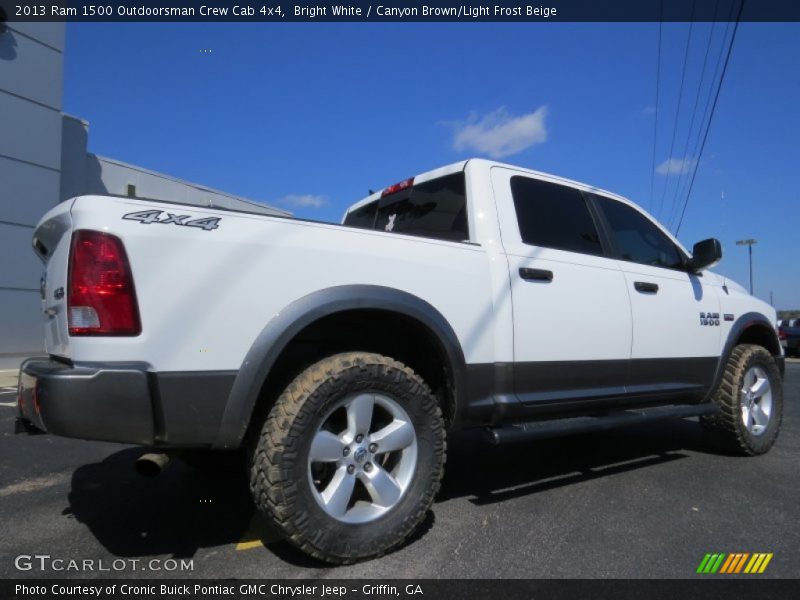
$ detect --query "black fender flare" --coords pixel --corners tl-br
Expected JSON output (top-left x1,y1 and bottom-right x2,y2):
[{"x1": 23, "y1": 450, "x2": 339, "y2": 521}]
[
  {"x1": 213, "y1": 285, "x2": 467, "y2": 448},
  {"x1": 706, "y1": 311, "x2": 782, "y2": 400}
]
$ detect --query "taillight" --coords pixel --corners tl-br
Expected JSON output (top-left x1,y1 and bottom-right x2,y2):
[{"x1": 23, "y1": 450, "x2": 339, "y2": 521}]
[
  {"x1": 68, "y1": 230, "x2": 141, "y2": 336},
  {"x1": 778, "y1": 328, "x2": 786, "y2": 341},
  {"x1": 381, "y1": 177, "x2": 414, "y2": 197}
]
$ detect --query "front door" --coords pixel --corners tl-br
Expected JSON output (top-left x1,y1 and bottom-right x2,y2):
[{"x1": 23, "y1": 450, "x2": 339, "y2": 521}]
[{"x1": 590, "y1": 193, "x2": 721, "y2": 398}]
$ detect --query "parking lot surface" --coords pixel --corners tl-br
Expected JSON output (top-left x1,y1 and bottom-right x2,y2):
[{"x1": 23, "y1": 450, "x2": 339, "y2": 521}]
[{"x1": 1, "y1": 363, "x2": 798, "y2": 579}]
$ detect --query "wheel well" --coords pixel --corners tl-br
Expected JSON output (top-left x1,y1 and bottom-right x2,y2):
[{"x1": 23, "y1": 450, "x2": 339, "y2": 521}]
[
  {"x1": 248, "y1": 309, "x2": 456, "y2": 434},
  {"x1": 736, "y1": 323, "x2": 780, "y2": 356}
]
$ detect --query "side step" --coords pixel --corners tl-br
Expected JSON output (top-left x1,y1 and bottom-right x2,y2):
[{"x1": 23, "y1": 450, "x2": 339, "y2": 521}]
[{"x1": 485, "y1": 403, "x2": 721, "y2": 445}]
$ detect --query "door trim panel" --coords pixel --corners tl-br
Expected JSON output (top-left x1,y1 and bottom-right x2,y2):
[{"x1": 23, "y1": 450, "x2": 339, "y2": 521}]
[{"x1": 462, "y1": 357, "x2": 719, "y2": 425}]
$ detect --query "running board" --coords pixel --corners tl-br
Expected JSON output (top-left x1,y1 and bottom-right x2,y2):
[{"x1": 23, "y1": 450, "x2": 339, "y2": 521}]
[{"x1": 484, "y1": 403, "x2": 721, "y2": 445}]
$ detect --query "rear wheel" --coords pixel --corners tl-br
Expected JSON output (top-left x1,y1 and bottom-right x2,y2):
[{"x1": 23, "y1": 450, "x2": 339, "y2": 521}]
[
  {"x1": 249, "y1": 352, "x2": 445, "y2": 563},
  {"x1": 700, "y1": 344, "x2": 783, "y2": 455}
]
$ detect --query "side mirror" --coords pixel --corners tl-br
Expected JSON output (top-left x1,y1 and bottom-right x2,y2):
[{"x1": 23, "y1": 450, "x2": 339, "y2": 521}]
[{"x1": 689, "y1": 238, "x2": 722, "y2": 272}]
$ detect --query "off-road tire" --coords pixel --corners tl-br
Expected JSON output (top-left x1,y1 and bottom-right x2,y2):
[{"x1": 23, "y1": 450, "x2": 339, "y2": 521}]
[
  {"x1": 700, "y1": 344, "x2": 783, "y2": 455},
  {"x1": 249, "y1": 352, "x2": 446, "y2": 563}
]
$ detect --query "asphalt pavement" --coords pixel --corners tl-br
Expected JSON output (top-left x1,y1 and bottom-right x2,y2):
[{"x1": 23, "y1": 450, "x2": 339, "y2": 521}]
[{"x1": 1, "y1": 363, "x2": 798, "y2": 579}]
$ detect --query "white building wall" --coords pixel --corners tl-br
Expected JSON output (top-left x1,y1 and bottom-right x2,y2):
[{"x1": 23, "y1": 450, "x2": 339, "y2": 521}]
[
  {"x1": 0, "y1": 24, "x2": 288, "y2": 369},
  {"x1": 0, "y1": 23, "x2": 65, "y2": 368}
]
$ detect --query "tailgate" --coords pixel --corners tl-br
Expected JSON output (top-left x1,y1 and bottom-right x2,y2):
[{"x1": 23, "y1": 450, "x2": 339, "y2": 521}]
[{"x1": 31, "y1": 200, "x2": 75, "y2": 359}]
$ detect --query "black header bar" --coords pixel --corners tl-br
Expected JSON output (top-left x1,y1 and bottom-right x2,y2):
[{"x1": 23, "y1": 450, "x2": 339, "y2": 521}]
[
  {"x1": 1, "y1": 0, "x2": 800, "y2": 22},
  {"x1": 4, "y1": 579, "x2": 800, "y2": 600}
]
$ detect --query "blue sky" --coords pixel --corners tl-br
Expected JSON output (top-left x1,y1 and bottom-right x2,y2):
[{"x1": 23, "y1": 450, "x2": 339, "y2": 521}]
[{"x1": 64, "y1": 22, "x2": 799, "y2": 308}]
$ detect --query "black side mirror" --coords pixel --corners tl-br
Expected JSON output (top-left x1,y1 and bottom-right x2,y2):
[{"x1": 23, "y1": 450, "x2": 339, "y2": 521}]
[{"x1": 690, "y1": 238, "x2": 722, "y2": 272}]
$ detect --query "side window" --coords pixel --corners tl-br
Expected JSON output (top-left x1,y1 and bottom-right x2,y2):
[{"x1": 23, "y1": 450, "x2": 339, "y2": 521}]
[
  {"x1": 343, "y1": 201, "x2": 378, "y2": 229},
  {"x1": 374, "y1": 173, "x2": 468, "y2": 242},
  {"x1": 594, "y1": 195, "x2": 684, "y2": 269},
  {"x1": 510, "y1": 176, "x2": 603, "y2": 256}
]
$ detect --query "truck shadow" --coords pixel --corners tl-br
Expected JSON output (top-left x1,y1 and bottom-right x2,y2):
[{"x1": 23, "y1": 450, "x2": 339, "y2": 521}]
[
  {"x1": 65, "y1": 418, "x2": 716, "y2": 567},
  {"x1": 441, "y1": 418, "x2": 713, "y2": 505},
  {"x1": 65, "y1": 448, "x2": 259, "y2": 560}
]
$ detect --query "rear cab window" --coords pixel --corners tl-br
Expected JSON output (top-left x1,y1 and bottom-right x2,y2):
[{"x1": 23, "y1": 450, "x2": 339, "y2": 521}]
[{"x1": 344, "y1": 172, "x2": 469, "y2": 243}]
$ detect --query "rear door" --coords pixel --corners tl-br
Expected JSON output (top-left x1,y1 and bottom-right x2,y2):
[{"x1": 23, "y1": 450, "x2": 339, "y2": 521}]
[
  {"x1": 590, "y1": 194, "x2": 721, "y2": 398},
  {"x1": 490, "y1": 168, "x2": 633, "y2": 405}
]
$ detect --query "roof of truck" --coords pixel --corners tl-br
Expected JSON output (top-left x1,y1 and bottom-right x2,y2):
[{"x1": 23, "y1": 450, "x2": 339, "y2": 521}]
[{"x1": 344, "y1": 158, "x2": 633, "y2": 215}]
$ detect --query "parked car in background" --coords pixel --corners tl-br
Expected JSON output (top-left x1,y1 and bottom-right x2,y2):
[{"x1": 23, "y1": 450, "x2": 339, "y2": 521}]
[{"x1": 779, "y1": 321, "x2": 800, "y2": 356}]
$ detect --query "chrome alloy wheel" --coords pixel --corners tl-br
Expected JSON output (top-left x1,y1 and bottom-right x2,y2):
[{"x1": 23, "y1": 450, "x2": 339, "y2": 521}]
[
  {"x1": 741, "y1": 365, "x2": 773, "y2": 436},
  {"x1": 307, "y1": 393, "x2": 418, "y2": 524}
]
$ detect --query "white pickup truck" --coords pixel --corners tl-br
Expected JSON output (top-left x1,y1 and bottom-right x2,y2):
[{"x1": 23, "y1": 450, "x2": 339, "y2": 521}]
[{"x1": 17, "y1": 159, "x2": 784, "y2": 563}]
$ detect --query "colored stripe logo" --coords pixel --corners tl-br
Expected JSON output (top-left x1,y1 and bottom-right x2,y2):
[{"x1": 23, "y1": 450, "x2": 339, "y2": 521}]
[{"x1": 696, "y1": 553, "x2": 773, "y2": 574}]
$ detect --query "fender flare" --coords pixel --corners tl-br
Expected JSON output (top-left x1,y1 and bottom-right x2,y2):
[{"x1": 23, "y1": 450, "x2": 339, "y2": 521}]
[
  {"x1": 706, "y1": 311, "x2": 782, "y2": 400},
  {"x1": 212, "y1": 285, "x2": 467, "y2": 448}
]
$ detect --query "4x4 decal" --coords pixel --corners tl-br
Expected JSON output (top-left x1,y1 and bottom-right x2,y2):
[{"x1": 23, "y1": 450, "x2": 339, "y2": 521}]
[{"x1": 123, "y1": 210, "x2": 220, "y2": 231}]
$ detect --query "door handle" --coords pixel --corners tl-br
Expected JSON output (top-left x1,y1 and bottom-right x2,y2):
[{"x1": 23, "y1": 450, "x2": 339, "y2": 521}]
[
  {"x1": 634, "y1": 281, "x2": 659, "y2": 293},
  {"x1": 519, "y1": 267, "x2": 553, "y2": 282}
]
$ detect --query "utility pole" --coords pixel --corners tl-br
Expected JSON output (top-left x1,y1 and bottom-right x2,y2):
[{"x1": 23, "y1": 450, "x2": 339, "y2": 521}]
[{"x1": 736, "y1": 239, "x2": 758, "y2": 295}]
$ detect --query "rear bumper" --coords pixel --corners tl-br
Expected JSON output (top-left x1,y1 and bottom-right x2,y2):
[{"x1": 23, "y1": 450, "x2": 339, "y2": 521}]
[
  {"x1": 17, "y1": 359, "x2": 156, "y2": 444},
  {"x1": 16, "y1": 358, "x2": 236, "y2": 446}
]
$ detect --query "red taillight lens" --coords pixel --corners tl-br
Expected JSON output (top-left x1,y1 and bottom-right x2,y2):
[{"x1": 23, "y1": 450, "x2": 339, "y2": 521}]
[
  {"x1": 778, "y1": 328, "x2": 786, "y2": 340},
  {"x1": 381, "y1": 177, "x2": 414, "y2": 197},
  {"x1": 68, "y1": 230, "x2": 141, "y2": 336}
]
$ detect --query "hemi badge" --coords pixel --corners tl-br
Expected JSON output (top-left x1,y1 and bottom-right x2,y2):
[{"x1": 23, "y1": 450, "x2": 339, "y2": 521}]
[{"x1": 724, "y1": 314, "x2": 735, "y2": 321}]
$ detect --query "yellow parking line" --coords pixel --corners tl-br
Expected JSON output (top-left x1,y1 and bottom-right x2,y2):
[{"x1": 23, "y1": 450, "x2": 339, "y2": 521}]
[
  {"x1": 235, "y1": 514, "x2": 281, "y2": 551},
  {"x1": 236, "y1": 539, "x2": 265, "y2": 551}
]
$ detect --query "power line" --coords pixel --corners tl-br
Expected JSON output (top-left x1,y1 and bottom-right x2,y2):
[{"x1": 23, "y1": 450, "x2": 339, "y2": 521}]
[
  {"x1": 655, "y1": 0, "x2": 696, "y2": 222},
  {"x1": 676, "y1": 17, "x2": 734, "y2": 218},
  {"x1": 670, "y1": 0, "x2": 736, "y2": 230},
  {"x1": 675, "y1": 0, "x2": 745, "y2": 236},
  {"x1": 666, "y1": 0, "x2": 721, "y2": 230},
  {"x1": 648, "y1": 2, "x2": 664, "y2": 214}
]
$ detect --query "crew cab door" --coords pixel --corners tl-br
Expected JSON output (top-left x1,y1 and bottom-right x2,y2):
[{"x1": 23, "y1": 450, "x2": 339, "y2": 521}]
[
  {"x1": 490, "y1": 168, "x2": 633, "y2": 404},
  {"x1": 589, "y1": 193, "x2": 721, "y2": 398}
]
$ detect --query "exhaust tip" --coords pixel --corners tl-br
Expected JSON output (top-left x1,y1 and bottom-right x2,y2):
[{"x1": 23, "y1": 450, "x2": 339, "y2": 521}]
[{"x1": 135, "y1": 452, "x2": 170, "y2": 477}]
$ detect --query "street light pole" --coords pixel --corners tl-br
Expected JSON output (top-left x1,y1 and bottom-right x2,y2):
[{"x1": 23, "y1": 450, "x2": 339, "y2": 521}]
[{"x1": 735, "y1": 239, "x2": 758, "y2": 295}]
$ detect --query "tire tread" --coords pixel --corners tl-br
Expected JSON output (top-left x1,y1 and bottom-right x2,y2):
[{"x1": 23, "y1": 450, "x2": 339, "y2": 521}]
[
  {"x1": 249, "y1": 352, "x2": 445, "y2": 564},
  {"x1": 700, "y1": 344, "x2": 782, "y2": 456}
]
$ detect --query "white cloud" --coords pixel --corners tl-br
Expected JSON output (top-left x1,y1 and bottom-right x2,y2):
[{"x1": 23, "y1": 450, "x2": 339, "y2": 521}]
[
  {"x1": 656, "y1": 157, "x2": 698, "y2": 175},
  {"x1": 452, "y1": 106, "x2": 548, "y2": 159},
  {"x1": 277, "y1": 194, "x2": 328, "y2": 209}
]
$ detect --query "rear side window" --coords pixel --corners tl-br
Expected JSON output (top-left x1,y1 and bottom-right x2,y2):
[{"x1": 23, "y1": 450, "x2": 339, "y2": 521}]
[
  {"x1": 510, "y1": 176, "x2": 603, "y2": 256},
  {"x1": 593, "y1": 195, "x2": 684, "y2": 269},
  {"x1": 344, "y1": 173, "x2": 468, "y2": 242}
]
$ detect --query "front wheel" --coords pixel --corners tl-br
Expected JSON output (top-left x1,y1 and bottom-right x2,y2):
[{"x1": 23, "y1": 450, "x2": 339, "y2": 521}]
[
  {"x1": 249, "y1": 352, "x2": 445, "y2": 563},
  {"x1": 700, "y1": 344, "x2": 783, "y2": 455}
]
